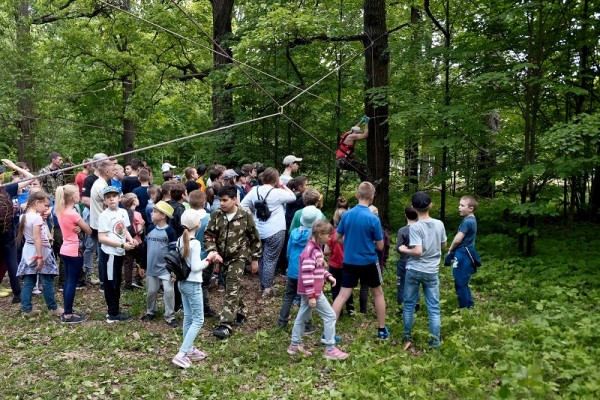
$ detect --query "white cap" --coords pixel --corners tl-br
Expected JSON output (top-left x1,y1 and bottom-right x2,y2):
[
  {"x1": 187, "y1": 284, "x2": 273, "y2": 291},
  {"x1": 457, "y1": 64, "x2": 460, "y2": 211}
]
[
  {"x1": 283, "y1": 155, "x2": 302, "y2": 166},
  {"x1": 161, "y1": 162, "x2": 177, "y2": 172},
  {"x1": 351, "y1": 126, "x2": 362, "y2": 133}
]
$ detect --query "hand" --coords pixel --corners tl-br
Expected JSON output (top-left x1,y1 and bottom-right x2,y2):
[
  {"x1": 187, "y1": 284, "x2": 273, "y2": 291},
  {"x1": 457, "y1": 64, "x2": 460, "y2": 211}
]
[
  {"x1": 1, "y1": 159, "x2": 16, "y2": 169},
  {"x1": 308, "y1": 298, "x2": 317, "y2": 308},
  {"x1": 328, "y1": 276, "x2": 337, "y2": 287},
  {"x1": 207, "y1": 251, "x2": 223, "y2": 264},
  {"x1": 250, "y1": 260, "x2": 258, "y2": 274},
  {"x1": 138, "y1": 269, "x2": 145, "y2": 278},
  {"x1": 398, "y1": 245, "x2": 407, "y2": 254},
  {"x1": 72, "y1": 226, "x2": 81, "y2": 234},
  {"x1": 124, "y1": 242, "x2": 136, "y2": 251},
  {"x1": 36, "y1": 258, "x2": 43, "y2": 271}
]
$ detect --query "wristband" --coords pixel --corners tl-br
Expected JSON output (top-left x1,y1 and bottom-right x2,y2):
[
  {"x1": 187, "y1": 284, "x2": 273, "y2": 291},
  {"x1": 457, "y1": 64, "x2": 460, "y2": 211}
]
[
  {"x1": 35, "y1": 256, "x2": 43, "y2": 259},
  {"x1": 120, "y1": 243, "x2": 125, "y2": 249}
]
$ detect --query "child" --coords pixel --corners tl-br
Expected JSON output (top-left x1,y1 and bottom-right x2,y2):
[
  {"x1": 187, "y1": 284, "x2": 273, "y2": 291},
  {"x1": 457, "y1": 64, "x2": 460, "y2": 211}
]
[
  {"x1": 324, "y1": 207, "x2": 354, "y2": 316},
  {"x1": 142, "y1": 200, "x2": 178, "y2": 328},
  {"x1": 97, "y1": 186, "x2": 137, "y2": 323},
  {"x1": 278, "y1": 205, "x2": 319, "y2": 332},
  {"x1": 398, "y1": 191, "x2": 447, "y2": 349},
  {"x1": 145, "y1": 184, "x2": 161, "y2": 231},
  {"x1": 446, "y1": 195, "x2": 479, "y2": 309},
  {"x1": 394, "y1": 205, "x2": 420, "y2": 313},
  {"x1": 289, "y1": 188, "x2": 325, "y2": 232},
  {"x1": 204, "y1": 185, "x2": 262, "y2": 339},
  {"x1": 16, "y1": 190, "x2": 63, "y2": 316},
  {"x1": 172, "y1": 209, "x2": 223, "y2": 369},
  {"x1": 121, "y1": 193, "x2": 145, "y2": 290},
  {"x1": 331, "y1": 182, "x2": 388, "y2": 340},
  {"x1": 287, "y1": 220, "x2": 348, "y2": 360},
  {"x1": 55, "y1": 184, "x2": 92, "y2": 323}
]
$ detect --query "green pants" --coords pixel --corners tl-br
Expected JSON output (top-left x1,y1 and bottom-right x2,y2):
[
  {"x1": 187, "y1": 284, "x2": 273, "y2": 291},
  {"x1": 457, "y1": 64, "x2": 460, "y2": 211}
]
[{"x1": 220, "y1": 259, "x2": 246, "y2": 328}]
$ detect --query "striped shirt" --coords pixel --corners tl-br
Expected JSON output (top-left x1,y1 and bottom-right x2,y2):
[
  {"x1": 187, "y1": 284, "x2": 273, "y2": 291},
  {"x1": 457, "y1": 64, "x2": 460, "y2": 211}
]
[{"x1": 297, "y1": 239, "x2": 331, "y2": 299}]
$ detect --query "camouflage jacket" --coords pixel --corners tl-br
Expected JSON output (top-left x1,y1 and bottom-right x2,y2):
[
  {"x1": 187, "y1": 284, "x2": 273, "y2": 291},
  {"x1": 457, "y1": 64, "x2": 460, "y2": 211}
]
[{"x1": 204, "y1": 207, "x2": 262, "y2": 262}]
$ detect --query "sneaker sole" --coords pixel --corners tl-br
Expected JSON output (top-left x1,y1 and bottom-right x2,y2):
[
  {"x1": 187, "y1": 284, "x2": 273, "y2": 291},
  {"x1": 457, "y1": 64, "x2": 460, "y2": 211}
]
[
  {"x1": 62, "y1": 318, "x2": 85, "y2": 324},
  {"x1": 172, "y1": 359, "x2": 191, "y2": 369},
  {"x1": 324, "y1": 354, "x2": 349, "y2": 360}
]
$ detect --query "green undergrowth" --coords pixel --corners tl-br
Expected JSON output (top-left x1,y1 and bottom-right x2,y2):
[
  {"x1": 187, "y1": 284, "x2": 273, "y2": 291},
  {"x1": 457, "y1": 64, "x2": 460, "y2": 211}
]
[{"x1": 0, "y1": 225, "x2": 598, "y2": 399}]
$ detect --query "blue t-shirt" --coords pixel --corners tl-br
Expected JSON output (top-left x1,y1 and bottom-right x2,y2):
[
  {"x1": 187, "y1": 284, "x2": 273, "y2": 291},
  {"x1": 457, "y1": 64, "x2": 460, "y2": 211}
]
[
  {"x1": 193, "y1": 213, "x2": 211, "y2": 259},
  {"x1": 110, "y1": 179, "x2": 123, "y2": 194},
  {"x1": 458, "y1": 216, "x2": 477, "y2": 248},
  {"x1": 146, "y1": 224, "x2": 177, "y2": 277},
  {"x1": 336, "y1": 204, "x2": 383, "y2": 265}
]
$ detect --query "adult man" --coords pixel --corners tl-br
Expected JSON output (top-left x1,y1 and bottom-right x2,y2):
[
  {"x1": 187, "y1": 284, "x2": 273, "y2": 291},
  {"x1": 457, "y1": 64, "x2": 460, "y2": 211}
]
[
  {"x1": 75, "y1": 159, "x2": 94, "y2": 195},
  {"x1": 280, "y1": 155, "x2": 302, "y2": 186},
  {"x1": 335, "y1": 117, "x2": 373, "y2": 182},
  {"x1": 39, "y1": 152, "x2": 65, "y2": 198}
]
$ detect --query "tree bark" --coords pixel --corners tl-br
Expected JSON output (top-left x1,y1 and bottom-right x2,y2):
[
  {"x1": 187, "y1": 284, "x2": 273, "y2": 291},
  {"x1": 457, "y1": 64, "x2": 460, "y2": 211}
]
[
  {"x1": 475, "y1": 110, "x2": 499, "y2": 198},
  {"x1": 404, "y1": 6, "x2": 420, "y2": 192},
  {"x1": 364, "y1": 0, "x2": 390, "y2": 227}
]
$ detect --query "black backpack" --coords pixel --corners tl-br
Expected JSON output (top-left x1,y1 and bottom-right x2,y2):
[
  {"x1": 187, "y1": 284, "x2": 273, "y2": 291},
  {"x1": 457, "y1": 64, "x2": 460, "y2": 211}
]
[
  {"x1": 0, "y1": 186, "x2": 15, "y2": 234},
  {"x1": 164, "y1": 238, "x2": 196, "y2": 281},
  {"x1": 254, "y1": 188, "x2": 274, "y2": 222}
]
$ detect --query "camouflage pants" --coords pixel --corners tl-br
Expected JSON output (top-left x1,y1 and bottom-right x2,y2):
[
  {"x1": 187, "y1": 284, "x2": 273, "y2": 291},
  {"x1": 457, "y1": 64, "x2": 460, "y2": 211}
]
[{"x1": 220, "y1": 259, "x2": 246, "y2": 328}]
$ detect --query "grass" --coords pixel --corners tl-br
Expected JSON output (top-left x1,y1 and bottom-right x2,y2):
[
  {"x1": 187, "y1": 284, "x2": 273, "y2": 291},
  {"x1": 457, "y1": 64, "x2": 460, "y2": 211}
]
[{"x1": 1, "y1": 223, "x2": 599, "y2": 399}]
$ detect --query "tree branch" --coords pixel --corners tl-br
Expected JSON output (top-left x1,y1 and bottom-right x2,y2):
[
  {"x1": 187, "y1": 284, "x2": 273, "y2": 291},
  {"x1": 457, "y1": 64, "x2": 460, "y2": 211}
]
[
  {"x1": 33, "y1": 2, "x2": 107, "y2": 24},
  {"x1": 423, "y1": 0, "x2": 449, "y2": 38}
]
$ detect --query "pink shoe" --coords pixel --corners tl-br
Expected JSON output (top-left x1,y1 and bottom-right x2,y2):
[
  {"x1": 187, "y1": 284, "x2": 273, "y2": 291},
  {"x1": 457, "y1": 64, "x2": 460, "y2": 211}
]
[
  {"x1": 172, "y1": 354, "x2": 191, "y2": 369},
  {"x1": 324, "y1": 347, "x2": 349, "y2": 360},
  {"x1": 287, "y1": 345, "x2": 312, "y2": 356},
  {"x1": 187, "y1": 348, "x2": 207, "y2": 361}
]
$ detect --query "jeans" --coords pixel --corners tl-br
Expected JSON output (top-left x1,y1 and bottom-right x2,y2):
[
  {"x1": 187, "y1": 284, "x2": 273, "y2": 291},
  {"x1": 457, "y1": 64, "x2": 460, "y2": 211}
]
[
  {"x1": 61, "y1": 255, "x2": 83, "y2": 314},
  {"x1": 21, "y1": 274, "x2": 57, "y2": 313},
  {"x1": 278, "y1": 277, "x2": 313, "y2": 328},
  {"x1": 452, "y1": 248, "x2": 475, "y2": 308},
  {"x1": 397, "y1": 260, "x2": 420, "y2": 306},
  {"x1": 291, "y1": 293, "x2": 337, "y2": 350},
  {"x1": 178, "y1": 280, "x2": 204, "y2": 354},
  {"x1": 403, "y1": 269, "x2": 441, "y2": 348},
  {"x1": 146, "y1": 274, "x2": 175, "y2": 322},
  {"x1": 83, "y1": 231, "x2": 97, "y2": 276}
]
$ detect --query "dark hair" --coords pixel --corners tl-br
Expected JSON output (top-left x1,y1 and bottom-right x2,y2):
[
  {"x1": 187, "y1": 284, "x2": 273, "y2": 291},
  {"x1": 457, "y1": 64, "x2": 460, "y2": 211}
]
[
  {"x1": 217, "y1": 185, "x2": 237, "y2": 199},
  {"x1": 130, "y1": 159, "x2": 143, "y2": 171},
  {"x1": 196, "y1": 163, "x2": 207, "y2": 176},
  {"x1": 185, "y1": 180, "x2": 200, "y2": 194},
  {"x1": 404, "y1": 205, "x2": 418, "y2": 221},
  {"x1": 49, "y1": 152, "x2": 61, "y2": 162},
  {"x1": 162, "y1": 170, "x2": 174, "y2": 181},
  {"x1": 241, "y1": 164, "x2": 254, "y2": 174},
  {"x1": 209, "y1": 165, "x2": 226, "y2": 181},
  {"x1": 261, "y1": 167, "x2": 279, "y2": 186},
  {"x1": 170, "y1": 183, "x2": 186, "y2": 201},
  {"x1": 253, "y1": 162, "x2": 265, "y2": 175},
  {"x1": 287, "y1": 176, "x2": 307, "y2": 191},
  {"x1": 336, "y1": 196, "x2": 349, "y2": 209}
]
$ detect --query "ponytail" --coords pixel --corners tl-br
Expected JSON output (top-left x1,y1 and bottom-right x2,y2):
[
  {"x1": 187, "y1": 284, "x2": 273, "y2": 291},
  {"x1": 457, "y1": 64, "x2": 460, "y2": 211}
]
[
  {"x1": 55, "y1": 186, "x2": 66, "y2": 216},
  {"x1": 181, "y1": 229, "x2": 191, "y2": 260}
]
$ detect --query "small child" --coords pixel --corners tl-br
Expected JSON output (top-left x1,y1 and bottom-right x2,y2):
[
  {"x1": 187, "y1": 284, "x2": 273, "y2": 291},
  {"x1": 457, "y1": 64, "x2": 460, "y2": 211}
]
[
  {"x1": 278, "y1": 206, "x2": 319, "y2": 332},
  {"x1": 142, "y1": 200, "x2": 178, "y2": 327},
  {"x1": 287, "y1": 220, "x2": 349, "y2": 360},
  {"x1": 324, "y1": 207, "x2": 354, "y2": 316},
  {"x1": 145, "y1": 184, "x2": 161, "y2": 231},
  {"x1": 121, "y1": 193, "x2": 145, "y2": 290},
  {"x1": 16, "y1": 190, "x2": 63, "y2": 316},
  {"x1": 97, "y1": 186, "x2": 137, "y2": 323},
  {"x1": 446, "y1": 195, "x2": 479, "y2": 309},
  {"x1": 171, "y1": 209, "x2": 222, "y2": 369},
  {"x1": 394, "y1": 205, "x2": 420, "y2": 313}
]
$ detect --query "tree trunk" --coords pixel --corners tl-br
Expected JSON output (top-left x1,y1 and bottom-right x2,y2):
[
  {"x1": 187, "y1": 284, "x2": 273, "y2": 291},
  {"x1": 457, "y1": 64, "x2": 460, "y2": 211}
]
[
  {"x1": 475, "y1": 110, "x2": 499, "y2": 198},
  {"x1": 122, "y1": 75, "x2": 135, "y2": 164},
  {"x1": 364, "y1": 0, "x2": 390, "y2": 227},
  {"x1": 404, "y1": 6, "x2": 421, "y2": 193}
]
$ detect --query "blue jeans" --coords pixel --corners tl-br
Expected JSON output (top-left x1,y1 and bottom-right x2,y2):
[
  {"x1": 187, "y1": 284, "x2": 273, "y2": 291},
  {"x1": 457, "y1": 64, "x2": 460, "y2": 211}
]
[
  {"x1": 291, "y1": 293, "x2": 337, "y2": 350},
  {"x1": 178, "y1": 280, "x2": 204, "y2": 354},
  {"x1": 21, "y1": 274, "x2": 58, "y2": 313},
  {"x1": 452, "y1": 248, "x2": 475, "y2": 309},
  {"x1": 83, "y1": 232, "x2": 97, "y2": 276},
  {"x1": 62, "y1": 255, "x2": 83, "y2": 314},
  {"x1": 403, "y1": 269, "x2": 441, "y2": 347},
  {"x1": 397, "y1": 260, "x2": 420, "y2": 306}
]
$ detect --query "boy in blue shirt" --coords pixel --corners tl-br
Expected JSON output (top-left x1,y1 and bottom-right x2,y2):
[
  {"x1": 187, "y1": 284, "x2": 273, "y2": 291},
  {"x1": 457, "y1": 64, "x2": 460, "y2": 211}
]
[
  {"x1": 331, "y1": 182, "x2": 389, "y2": 340},
  {"x1": 447, "y1": 195, "x2": 478, "y2": 309}
]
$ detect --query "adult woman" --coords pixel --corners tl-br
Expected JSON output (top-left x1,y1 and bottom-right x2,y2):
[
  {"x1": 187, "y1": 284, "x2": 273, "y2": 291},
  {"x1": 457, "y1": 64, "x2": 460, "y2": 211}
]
[{"x1": 240, "y1": 167, "x2": 295, "y2": 297}]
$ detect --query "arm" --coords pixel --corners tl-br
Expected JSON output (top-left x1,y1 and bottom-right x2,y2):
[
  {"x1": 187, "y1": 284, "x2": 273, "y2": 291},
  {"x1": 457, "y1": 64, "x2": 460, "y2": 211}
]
[
  {"x1": 99, "y1": 231, "x2": 135, "y2": 250},
  {"x1": 76, "y1": 217, "x2": 92, "y2": 235},
  {"x1": 375, "y1": 239, "x2": 384, "y2": 252},
  {"x1": 2, "y1": 159, "x2": 35, "y2": 189},
  {"x1": 335, "y1": 232, "x2": 344, "y2": 244},
  {"x1": 81, "y1": 197, "x2": 91, "y2": 207},
  {"x1": 399, "y1": 244, "x2": 423, "y2": 257},
  {"x1": 33, "y1": 224, "x2": 44, "y2": 271},
  {"x1": 448, "y1": 232, "x2": 464, "y2": 252},
  {"x1": 441, "y1": 241, "x2": 447, "y2": 251}
]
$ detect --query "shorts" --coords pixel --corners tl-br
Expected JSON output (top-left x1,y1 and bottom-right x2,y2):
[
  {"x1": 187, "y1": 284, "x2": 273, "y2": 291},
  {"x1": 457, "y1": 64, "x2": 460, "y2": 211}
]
[{"x1": 341, "y1": 263, "x2": 382, "y2": 289}]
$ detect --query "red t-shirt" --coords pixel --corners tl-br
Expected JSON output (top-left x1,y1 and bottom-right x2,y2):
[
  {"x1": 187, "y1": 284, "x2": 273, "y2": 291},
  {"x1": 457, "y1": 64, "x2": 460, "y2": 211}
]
[
  {"x1": 75, "y1": 171, "x2": 88, "y2": 195},
  {"x1": 326, "y1": 230, "x2": 344, "y2": 268}
]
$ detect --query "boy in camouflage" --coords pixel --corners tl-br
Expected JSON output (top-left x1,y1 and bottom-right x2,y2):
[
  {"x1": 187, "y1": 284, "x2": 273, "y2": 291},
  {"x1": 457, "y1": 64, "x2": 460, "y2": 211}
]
[{"x1": 204, "y1": 186, "x2": 262, "y2": 339}]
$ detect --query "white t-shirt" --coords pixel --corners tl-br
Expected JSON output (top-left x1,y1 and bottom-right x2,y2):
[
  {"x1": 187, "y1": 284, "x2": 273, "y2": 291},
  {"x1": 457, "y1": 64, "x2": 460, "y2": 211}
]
[
  {"x1": 90, "y1": 177, "x2": 108, "y2": 229},
  {"x1": 240, "y1": 185, "x2": 296, "y2": 239},
  {"x1": 280, "y1": 174, "x2": 292, "y2": 185},
  {"x1": 178, "y1": 237, "x2": 208, "y2": 283},
  {"x1": 97, "y1": 208, "x2": 130, "y2": 256}
]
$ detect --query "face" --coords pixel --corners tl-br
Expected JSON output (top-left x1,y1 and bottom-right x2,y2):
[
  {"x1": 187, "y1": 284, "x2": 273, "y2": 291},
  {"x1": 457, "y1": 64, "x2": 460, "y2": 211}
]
[
  {"x1": 29, "y1": 180, "x2": 41, "y2": 189},
  {"x1": 35, "y1": 199, "x2": 50, "y2": 214},
  {"x1": 190, "y1": 169, "x2": 198, "y2": 180},
  {"x1": 239, "y1": 176, "x2": 247, "y2": 184},
  {"x1": 124, "y1": 165, "x2": 132, "y2": 176},
  {"x1": 151, "y1": 209, "x2": 166, "y2": 224},
  {"x1": 251, "y1": 169, "x2": 257, "y2": 178},
  {"x1": 316, "y1": 231, "x2": 331, "y2": 245},
  {"x1": 458, "y1": 200, "x2": 472, "y2": 217},
  {"x1": 291, "y1": 162, "x2": 300, "y2": 173},
  {"x1": 219, "y1": 195, "x2": 236, "y2": 213},
  {"x1": 72, "y1": 191, "x2": 81, "y2": 204},
  {"x1": 52, "y1": 156, "x2": 63, "y2": 167},
  {"x1": 114, "y1": 167, "x2": 125, "y2": 181},
  {"x1": 104, "y1": 165, "x2": 115, "y2": 180},
  {"x1": 133, "y1": 198, "x2": 139, "y2": 207},
  {"x1": 103, "y1": 193, "x2": 120, "y2": 209}
]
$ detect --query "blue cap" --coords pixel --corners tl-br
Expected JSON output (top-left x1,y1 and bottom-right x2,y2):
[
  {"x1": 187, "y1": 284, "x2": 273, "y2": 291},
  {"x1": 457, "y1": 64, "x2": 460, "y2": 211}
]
[{"x1": 102, "y1": 186, "x2": 120, "y2": 196}]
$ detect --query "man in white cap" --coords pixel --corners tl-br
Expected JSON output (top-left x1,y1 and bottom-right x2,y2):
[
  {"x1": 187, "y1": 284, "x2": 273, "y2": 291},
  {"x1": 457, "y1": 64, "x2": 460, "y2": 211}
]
[
  {"x1": 335, "y1": 117, "x2": 373, "y2": 182},
  {"x1": 281, "y1": 155, "x2": 302, "y2": 186}
]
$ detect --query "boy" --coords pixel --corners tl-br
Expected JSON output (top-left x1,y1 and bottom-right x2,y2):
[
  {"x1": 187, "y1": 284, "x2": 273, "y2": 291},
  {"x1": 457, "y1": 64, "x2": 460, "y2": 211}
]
[
  {"x1": 331, "y1": 182, "x2": 389, "y2": 340},
  {"x1": 142, "y1": 200, "x2": 178, "y2": 328},
  {"x1": 97, "y1": 186, "x2": 137, "y2": 323},
  {"x1": 398, "y1": 191, "x2": 447, "y2": 349},
  {"x1": 204, "y1": 186, "x2": 262, "y2": 339},
  {"x1": 289, "y1": 188, "x2": 325, "y2": 232},
  {"x1": 446, "y1": 195, "x2": 479, "y2": 309},
  {"x1": 394, "y1": 205, "x2": 420, "y2": 313}
]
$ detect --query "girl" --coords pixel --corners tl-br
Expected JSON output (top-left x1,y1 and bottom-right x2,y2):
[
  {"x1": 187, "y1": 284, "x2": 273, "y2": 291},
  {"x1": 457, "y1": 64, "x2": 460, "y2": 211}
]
[
  {"x1": 55, "y1": 184, "x2": 92, "y2": 323},
  {"x1": 121, "y1": 193, "x2": 145, "y2": 290},
  {"x1": 287, "y1": 220, "x2": 349, "y2": 360},
  {"x1": 172, "y1": 209, "x2": 222, "y2": 369},
  {"x1": 17, "y1": 190, "x2": 62, "y2": 316}
]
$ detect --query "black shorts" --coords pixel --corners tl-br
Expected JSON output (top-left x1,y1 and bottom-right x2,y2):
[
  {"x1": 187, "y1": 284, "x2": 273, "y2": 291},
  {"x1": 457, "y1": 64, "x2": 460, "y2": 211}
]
[{"x1": 341, "y1": 263, "x2": 382, "y2": 289}]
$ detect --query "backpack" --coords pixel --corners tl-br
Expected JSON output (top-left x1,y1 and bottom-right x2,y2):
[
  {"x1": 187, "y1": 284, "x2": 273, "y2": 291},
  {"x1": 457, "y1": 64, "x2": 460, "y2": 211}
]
[
  {"x1": 254, "y1": 188, "x2": 274, "y2": 222},
  {"x1": 164, "y1": 238, "x2": 196, "y2": 281},
  {"x1": 0, "y1": 186, "x2": 15, "y2": 234}
]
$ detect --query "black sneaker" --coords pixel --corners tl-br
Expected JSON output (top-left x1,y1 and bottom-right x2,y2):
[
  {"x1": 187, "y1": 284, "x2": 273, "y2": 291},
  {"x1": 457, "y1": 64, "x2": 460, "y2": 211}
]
[
  {"x1": 131, "y1": 279, "x2": 144, "y2": 288},
  {"x1": 76, "y1": 282, "x2": 86, "y2": 290},
  {"x1": 234, "y1": 313, "x2": 246, "y2": 327},
  {"x1": 213, "y1": 325, "x2": 232, "y2": 339},
  {"x1": 204, "y1": 308, "x2": 218, "y2": 318},
  {"x1": 167, "y1": 319, "x2": 179, "y2": 328},
  {"x1": 415, "y1": 303, "x2": 421, "y2": 312},
  {"x1": 12, "y1": 294, "x2": 21, "y2": 304},
  {"x1": 106, "y1": 313, "x2": 132, "y2": 323},
  {"x1": 61, "y1": 313, "x2": 86, "y2": 324},
  {"x1": 304, "y1": 323, "x2": 317, "y2": 335},
  {"x1": 141, "y1": 314, "x2": 155, "y2": 322}
]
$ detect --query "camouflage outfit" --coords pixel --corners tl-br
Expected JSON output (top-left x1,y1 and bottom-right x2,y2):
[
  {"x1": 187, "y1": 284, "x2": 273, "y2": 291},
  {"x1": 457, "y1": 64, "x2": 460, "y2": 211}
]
[{"x1": 204, "y1": 207, "x2": 261, "y2": 329}]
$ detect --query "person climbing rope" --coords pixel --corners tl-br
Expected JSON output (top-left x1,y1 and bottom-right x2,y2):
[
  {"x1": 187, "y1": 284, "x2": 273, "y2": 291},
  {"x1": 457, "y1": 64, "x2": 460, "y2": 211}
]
[{"x1": 335, "y1": 116, "x2": 374, "y2": 183}]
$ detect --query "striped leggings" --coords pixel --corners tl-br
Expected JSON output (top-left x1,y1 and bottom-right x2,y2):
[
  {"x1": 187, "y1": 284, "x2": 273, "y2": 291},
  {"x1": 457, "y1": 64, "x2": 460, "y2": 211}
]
[{"x1": 259, "y1": 230, "x2": 286, "y2": 289}]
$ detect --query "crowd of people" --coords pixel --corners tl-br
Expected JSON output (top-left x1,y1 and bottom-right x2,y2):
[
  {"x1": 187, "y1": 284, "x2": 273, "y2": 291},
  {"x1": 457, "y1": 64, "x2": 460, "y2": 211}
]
[{"x1": 0, "y1": 149, "x2": 481, "y2": 369}]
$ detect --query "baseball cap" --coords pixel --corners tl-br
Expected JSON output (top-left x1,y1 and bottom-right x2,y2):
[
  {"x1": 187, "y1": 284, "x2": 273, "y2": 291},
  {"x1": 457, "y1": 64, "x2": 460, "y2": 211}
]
[
  {"x1": 153, "y1": 200, "x2": 174, "y2": 219},
  {"x1": 223, "y1": 169, "x2": 238, "y2": 179},
  {"x1": 161, "y1": 162, "x2": 177, "y2": 173},
  {"x1": 181, "y1": 208, "x2": 207, "y2": 231},
  {"x1": 412, "y1": 191, "x2": 431, "y2": 209},
  {"x1": 102, "y1": 186, "x2": 120, "y2": 196},
  {"x1": 283, "y1": 155, "x2": 302, "y2": 166},
  {"x1": 351, "y1": 126, "x2": 362, "y2": 133},
  {"x1": 300, "y1": 206, "x2": 320, "y2": 227}
]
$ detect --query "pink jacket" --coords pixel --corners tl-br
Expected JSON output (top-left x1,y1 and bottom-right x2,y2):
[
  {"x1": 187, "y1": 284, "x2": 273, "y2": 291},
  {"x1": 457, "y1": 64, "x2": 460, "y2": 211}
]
[{"x1": 297, "y1": 239, "x2": 331, "y2": 299}]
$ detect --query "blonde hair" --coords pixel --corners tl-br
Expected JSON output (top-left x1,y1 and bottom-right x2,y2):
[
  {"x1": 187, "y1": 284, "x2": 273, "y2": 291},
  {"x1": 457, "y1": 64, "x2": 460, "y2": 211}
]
[
  {"x1": 461, "y1": 195, "x2": 478, "y2": 211},
  {"x1": 121, "y1": 193, "x2": 138, "y2": 209},
  {"x1": 311, "y1": 220, "x2": 333, "y2": 238},
  {"x1": 54, "y1": 184, "x2": 79, "y2": 216},
  {"x1": 332, "y1": 208, "x2": 346, "y2": 226},
  {"x1": 356, "y1": 182, "x2": 375, "y2": 200}
]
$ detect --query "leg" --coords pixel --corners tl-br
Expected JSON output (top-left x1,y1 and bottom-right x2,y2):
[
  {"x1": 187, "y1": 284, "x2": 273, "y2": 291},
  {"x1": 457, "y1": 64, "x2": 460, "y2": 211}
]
[
  {"x1": 422, "y1": 273, "x2": 441, "y2": 347},
  {"x1": 62, "y1": 255, "x2": 83, "y2": 315},
  {"x1": 278, "y1": 277, "x2": 298, "y2": 326},
  {"x1": 82, "y1": 232, "x2": 95, "y2": 276},
  {"x1": 290, "y1": 296, "x2": 313, "y2": 346},
  {"x1": 315, "y1": 293, "x2": 337, "y2": 350},
  {"x1": 371, "y1": 286, "x2": 387, "y2": 329},
  {"x1": 179, "y1": 281, "x2": 204, "y2": 354},
  {"x1": 397, "y1": 260, "x2": 406, "y2": 306},
  {"x1": 259, "y1": 231, "x2": 286, "y2": 290},
  {"x1": 1, "y1": 229, "x2": 21, "y2": 298},
  {"x1": 219, "y1": 260, "x2": 244, "y2": 328},
  {"x1": 101, "y1": 251, "x2": 123, "y2": 316},
  {"x1": 331, "y1": 287, "x2": 354, "y2": 318},
  {"x1": 123, "y1": 251, "x2": 134, "y2": 287},
  {"x1": 452, "y1": 251, "x2": 475, "y2": 308},
  {"x1": 402, "y1": 269, "x2": 421, "y2": 341},
  {"x1": 20, "y1": 275, "x2": 36, "y2": 312},
  {"x1": 201, "y1": 263, "x2": 214, "y2": 313},
  {"x1": 161, "y1": 277, "x2": 176, "y2": 323},
  {"x1": 39, "y1": 274, "x2": 58, "y2": 311},
  {"x1": 359, "y1": 283, "x2": 369, "y2": 314},
  {"x1": 145, "y1": 276, "x2": 160, "y2": 316}
]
